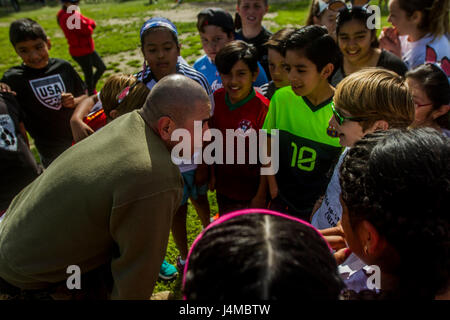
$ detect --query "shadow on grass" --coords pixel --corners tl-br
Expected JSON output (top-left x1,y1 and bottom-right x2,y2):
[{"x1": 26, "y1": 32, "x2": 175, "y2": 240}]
[{"x1": 0, "y1": 2, "x2": 59, "y2": 18}]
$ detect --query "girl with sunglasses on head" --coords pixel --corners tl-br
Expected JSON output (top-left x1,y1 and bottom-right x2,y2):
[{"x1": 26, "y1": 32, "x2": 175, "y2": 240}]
[
  {"x1": 311, "y1": 68, "x2": 414, "y2": 231},
  {"x1": 406, "y1": 62, "x2": 450, "y2": 136},
  {"x1": 331, "y1": 4, "x2": 407, "y2": 87},
  {"x1": 379, "y1": 0, "x2": 449, "y2": 70},
  {"x1": 306, "y1": 0, "x2": 339, "y2": 40},
  {"x1": 72, "y1": 74, "x2": 149, "y2": 138}
]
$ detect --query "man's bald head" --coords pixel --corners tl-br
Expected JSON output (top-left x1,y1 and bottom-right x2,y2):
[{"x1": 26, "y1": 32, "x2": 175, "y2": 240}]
[{"x1": 141, "y1": 74, "x2": 211, "y2": 127}]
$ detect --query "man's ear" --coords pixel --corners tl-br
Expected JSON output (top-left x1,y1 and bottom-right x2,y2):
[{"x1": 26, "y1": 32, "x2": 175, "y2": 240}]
[
  {"x1": 156, "y1": 116, "x2": 176, "y2": 142},
  {"x1": 321, "y1": 62, "x2": 334, "y2": 79},
  {"x1": 46, "y1": 38, "x2": 52, "y2": 50},
  {"x1": 431, "y1": 104, "x2": 450, "y2": 120}
]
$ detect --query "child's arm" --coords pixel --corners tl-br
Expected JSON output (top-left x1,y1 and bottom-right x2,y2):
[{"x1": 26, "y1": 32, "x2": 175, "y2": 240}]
[
  {"x1": 208, "y1": 164, "x2": 216, "y2": 191},
  {"x1": 267, "y1": 174, "x2": 278, "y2": 200},
  {"x1": 262, "y1": 136, "x2": 279, "y2": 200},
  {"x1": 194, "y1": 163, "x2": 209, "y2": 187},
  {"x1": 250, "y1": 175, "x2": 268, "y2": 208},
  {"x1": 70, "y1": 95, "x2": 97, "y2": 142},
  {"x1": 18, "y1": 122, "x2": 30, "y2": 148},
  {"x1": 77, "y1": 12, "x2": 96, "y2": 35}
]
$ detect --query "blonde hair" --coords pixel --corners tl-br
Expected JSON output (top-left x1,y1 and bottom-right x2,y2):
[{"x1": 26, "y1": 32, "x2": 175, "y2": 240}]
[
  {"x1": 334, "y1": 68, "x2": 415, "y2": 131},
  {"x1": 100, "y1": 74, "x2": 150, "y2": 118}
]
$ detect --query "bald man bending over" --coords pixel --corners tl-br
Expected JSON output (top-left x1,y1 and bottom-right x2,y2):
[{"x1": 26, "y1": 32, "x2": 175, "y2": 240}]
[{"x1": 0, "y1": 75, "x2": 211, "y2": 300}]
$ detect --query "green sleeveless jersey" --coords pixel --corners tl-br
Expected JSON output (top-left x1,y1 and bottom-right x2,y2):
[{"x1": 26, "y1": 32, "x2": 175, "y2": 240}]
[{"x1": 262, "y1": 86, "x2": 343, "y2": 213}]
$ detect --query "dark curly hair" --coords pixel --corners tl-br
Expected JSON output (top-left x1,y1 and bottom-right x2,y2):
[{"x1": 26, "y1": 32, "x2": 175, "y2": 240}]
[
  {"x1": 183, "y1": 212, "x2": 345, "y2": 300},
  {"x1": 339, "y1": 128, "x2": 450, "y2": 299}
]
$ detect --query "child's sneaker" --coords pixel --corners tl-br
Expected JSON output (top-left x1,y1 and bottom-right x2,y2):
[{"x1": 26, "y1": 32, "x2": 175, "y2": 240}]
[
  {"x1": 176, "y1": 256, "x2": 186, "y2": 272},
  {"x1": 159, "y1": 259, "x2": 178, "y2": 280}
]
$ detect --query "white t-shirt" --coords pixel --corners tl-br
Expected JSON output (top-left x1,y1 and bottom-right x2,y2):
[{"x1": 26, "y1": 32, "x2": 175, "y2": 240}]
[
  {"x1": 400, "y1": 34, "x2": 450, "y2": 70},
  {"x1": 311, "y1": 148, "x2": 349, "y2": 230}
]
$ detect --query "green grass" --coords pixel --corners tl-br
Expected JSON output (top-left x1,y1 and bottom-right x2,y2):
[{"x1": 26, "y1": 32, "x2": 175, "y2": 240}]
[{"x1": 1, "y1": 0, "x2": 391, "y2": 299}]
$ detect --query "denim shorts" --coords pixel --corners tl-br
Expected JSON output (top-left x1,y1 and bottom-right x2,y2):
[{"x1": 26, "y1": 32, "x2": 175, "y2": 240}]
[{"x1": 181, "y1": 169, "x2": 208, "y2": 205}]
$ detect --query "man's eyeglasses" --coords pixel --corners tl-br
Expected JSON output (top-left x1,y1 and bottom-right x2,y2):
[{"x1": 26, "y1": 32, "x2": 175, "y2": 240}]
[
  {"x1": 116, "y1": 80, "x2": 140, "y2": 105},
  {"x1": 331, "y1": 103, "x2": 369, "y2": 125}
]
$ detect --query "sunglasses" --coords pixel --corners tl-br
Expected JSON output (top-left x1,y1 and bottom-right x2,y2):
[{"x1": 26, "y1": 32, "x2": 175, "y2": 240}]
[
  {"x1": 331, "y1": 102, "x2": 369, "y2": 125},
  {"x1": 116, "y1": 80, "x2": 140, "y2": 105},
  {"x1": 327, "y1": 0, "x2": 370, "y2": 12}
]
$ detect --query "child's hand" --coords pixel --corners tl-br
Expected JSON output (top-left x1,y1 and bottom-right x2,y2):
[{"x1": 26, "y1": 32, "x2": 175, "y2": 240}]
[
  {"x1": 379, "y1": 27, "x2": 401, "y2": 57},
  {"x1": 250, "y1": 194, "x2": 267, "y2": 209},
  {"x1": 334, "y1": 248, "x2": 352, "y2": 265},
  {"x1": 70, "y1": 118, "x2": 94, "y2": 142},
  {"x1": 0, "y1": 82, "x2": 17, "y2": 95},
  {"x1": 320, "y1": 221, "x2": 347, "y2": 251},
  {"x1": 61, "y1": 92, "x2": 75, "y2": 108}
]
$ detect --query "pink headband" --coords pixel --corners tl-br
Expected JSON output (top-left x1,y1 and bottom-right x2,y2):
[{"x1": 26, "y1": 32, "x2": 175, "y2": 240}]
[{"x1": 181, "y1": 208, "x2": 332, "y2": 299}]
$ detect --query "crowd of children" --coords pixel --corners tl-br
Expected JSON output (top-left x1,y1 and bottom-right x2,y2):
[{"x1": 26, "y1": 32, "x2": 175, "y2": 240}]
[{"x1": 0, "y1": 0, "x2": 449, "y2": 300}]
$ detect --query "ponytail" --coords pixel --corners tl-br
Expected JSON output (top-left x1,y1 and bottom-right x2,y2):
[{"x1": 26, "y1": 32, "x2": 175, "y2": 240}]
[
  {"x1": 426, "y1": 0, "x2": 450, "y2": 38},
  {"x1": 399, "y1": 0, "x2": 449, "y2": 38}
]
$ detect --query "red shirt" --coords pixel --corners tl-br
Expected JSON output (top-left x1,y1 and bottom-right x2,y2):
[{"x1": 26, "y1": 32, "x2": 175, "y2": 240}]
[
  {"x1": 211, "y1": 88, "x2": 269, "y2": 201},
  {"x1": 57, "y1": 8, "x2": 96, "y2": 57},
  {"x1": 72, "y1": 109, "x2": 107, "y2": 146},
  {"x1": 84, "y1": 108, "x2": 107, "y2": 132}
]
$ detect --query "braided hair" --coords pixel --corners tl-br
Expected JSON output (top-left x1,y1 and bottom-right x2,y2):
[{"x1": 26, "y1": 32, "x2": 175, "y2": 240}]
[{"x1": 340, "y1": 128, "x2": 450, "y2": 299}]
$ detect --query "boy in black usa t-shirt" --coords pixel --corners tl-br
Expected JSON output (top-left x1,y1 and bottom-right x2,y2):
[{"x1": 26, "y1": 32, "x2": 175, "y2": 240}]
[
  {"x1": 0, "y1": 92, "x2": 41, "y2": 215},
  {"x1": 0, "y1": 18, "x2": 87, "y2": 167}
]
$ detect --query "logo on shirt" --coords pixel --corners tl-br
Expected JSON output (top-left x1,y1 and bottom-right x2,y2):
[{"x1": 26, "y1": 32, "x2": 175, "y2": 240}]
[
  {"x1": 238, "y1": 119, "x2": 253, "y2": 133},
  {"x1": 0, "y1": 114, "x2": 18, "y2": 152},
  {"x1": 211, "y1": 80, "x2": 223, "y2": 93},
  {"x1": 29, "y1": 74, "x2": 66, "y2": 110},
  {"x1": 327, "y1": 124, "x2": 339, "y2": 138}
]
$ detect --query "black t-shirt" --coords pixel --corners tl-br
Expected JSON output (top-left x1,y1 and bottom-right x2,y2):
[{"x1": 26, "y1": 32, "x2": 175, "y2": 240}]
[
  {"x1": 0, "y1": 93, "x2": 41, "y2": 211},
  {"x1": 331, "y1": 50, "x2": 408, "y2": 87},
  {"x1": 1, "y1": 58, "x2": 86, "y2": 165},
  {"x1": 236, "y1": 27, "x2": 272, "y2": 81}
]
